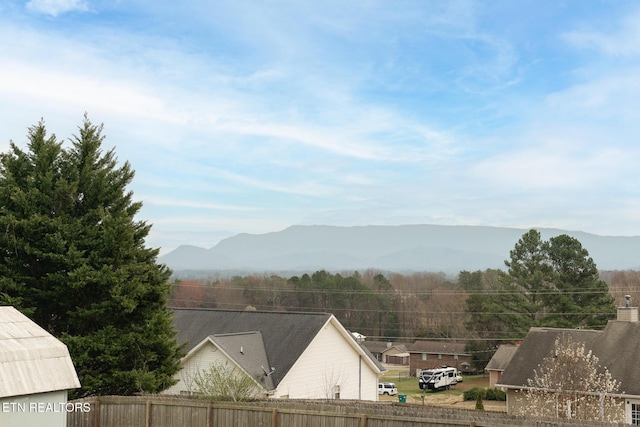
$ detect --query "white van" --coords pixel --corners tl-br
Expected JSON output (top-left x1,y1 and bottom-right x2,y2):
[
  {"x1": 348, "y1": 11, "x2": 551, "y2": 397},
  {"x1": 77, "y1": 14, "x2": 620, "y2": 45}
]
[{"x1": 378, "y1": 382, "x2": 398, "y2": 396}]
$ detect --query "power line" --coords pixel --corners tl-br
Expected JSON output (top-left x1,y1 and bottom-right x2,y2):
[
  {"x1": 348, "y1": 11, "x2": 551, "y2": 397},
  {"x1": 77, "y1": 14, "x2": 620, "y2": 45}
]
[
  {"x1": 171, "y1": 280, "x2": 633, "y2": 296},
  {"x1": 168, "y1": 297, "x2": 617, "y2": 317}
]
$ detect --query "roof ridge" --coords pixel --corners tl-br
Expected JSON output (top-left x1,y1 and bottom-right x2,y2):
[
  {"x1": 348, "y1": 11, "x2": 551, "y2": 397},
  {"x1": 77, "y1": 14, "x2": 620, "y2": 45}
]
[
  {"x1": 170, "y1": 307, "x2": 331, "y2": 316},
  {"x1": 212, "y1": 331, "x2": 262, "y2": 337}
]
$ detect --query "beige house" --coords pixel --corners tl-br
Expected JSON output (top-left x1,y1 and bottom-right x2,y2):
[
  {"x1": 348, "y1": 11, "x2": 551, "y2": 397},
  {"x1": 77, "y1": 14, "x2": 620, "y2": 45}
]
[
  {"x1": 362, "y1": 341, "x2": 409, "y2": 365},
  {"x1": 0, "y1": 306, "x2": 81, "y2": 427},
  {"x1": 485, "y1": 345, "x2": 518, "y2": 388},
  {"x1": 166, "y1": 308, "x2": 385, "y2": 401},
  {"x1": 498, "y1": 303, "x2": 640, "y2": 424}
]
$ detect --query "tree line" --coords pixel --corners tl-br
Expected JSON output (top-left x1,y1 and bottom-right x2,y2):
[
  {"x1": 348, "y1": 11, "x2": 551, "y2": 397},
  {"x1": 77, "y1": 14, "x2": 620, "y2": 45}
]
[
  {"x1": 169, "y1": 228, "x2": 634, "y2": 364},
  {"x1": 169, "y1": 270, "x2": 468, "y2": 340}
]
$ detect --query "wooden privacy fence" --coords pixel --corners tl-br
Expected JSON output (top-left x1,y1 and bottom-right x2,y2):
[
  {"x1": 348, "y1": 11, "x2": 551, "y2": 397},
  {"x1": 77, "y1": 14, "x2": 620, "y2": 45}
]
[{"x1": 67, "y1": 396, "x2": 627, "y2": 427}]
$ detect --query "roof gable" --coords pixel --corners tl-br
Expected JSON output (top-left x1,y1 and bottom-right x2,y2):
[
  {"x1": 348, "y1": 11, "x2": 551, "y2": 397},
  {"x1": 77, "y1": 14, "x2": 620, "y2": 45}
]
[
  {"x1": 210, "y1": 332, "x2": 275, "y2": 391},
  {"x1": 0, "y1": 306, "x2": 80, "y2": 397},
  {"x1": 172, "y1": 308, "x2": 331, "y2": 387}
]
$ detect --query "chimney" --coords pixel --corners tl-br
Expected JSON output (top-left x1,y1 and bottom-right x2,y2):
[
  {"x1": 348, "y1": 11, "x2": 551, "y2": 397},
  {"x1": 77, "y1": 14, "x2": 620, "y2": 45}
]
[{"x1": 617, "y1": 295, "x2": 639, "y2": 322}]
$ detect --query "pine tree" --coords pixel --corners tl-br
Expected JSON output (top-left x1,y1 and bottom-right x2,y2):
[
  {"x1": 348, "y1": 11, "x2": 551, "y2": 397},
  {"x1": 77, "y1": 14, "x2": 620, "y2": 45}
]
[
  {"x1": 0, "y1": 117, "x2": 183, "y2": 397},
  {"x1": 465, "y1": 230, "x2": 615, "y2": 343},
  {"x1": 544, "y1": 234, "x2": 615, "y2": 328},
  {"x1": 475, "y1": 390, "x2": 484, "y2": 411},
  {"x1": 503, "y1": 229, "x2": 554, "y2": 327}
]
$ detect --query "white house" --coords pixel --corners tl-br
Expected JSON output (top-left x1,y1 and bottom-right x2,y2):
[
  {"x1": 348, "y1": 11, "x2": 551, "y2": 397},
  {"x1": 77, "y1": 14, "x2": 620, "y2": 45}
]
[
  {"x1": 166, "y1": 308, "x2": 385, "y2": 400},
  {"x1": 0, "y1": 306, "x2": 81, "y2": 427}
]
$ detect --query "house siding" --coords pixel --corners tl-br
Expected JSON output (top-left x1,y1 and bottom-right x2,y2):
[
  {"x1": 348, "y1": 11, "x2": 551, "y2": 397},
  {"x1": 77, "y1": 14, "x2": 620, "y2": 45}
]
[
  {"x1": 163, "y1": 340, "x2": 265, "y2": 397},
  {"x1": 489, "y1": 370, "x2": 502, "y2": 388},
  {"x1": 274, "y1": 320, "x2": 379, "y2": 401}
]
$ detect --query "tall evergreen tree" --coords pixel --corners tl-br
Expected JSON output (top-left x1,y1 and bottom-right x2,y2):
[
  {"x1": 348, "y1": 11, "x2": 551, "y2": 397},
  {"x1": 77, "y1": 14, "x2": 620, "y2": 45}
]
[
  {"x1": 0, "y1": 117, "x2": 182, "y2": 397},
  {"x1": 544, "y1": 234, "x2": 615, "y2": 328},
  {"x1": 503, "y1": 229, "x2": 553, "y2": 326},
  {"x1": 465, "y1": 230, "x2": 616, "y2": 342}
]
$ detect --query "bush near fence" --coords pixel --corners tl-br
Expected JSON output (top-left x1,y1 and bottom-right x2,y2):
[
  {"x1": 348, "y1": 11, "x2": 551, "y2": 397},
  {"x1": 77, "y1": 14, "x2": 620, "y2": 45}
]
[
  {"x1": 67, "y1": 395, "x2": 627, "y2": 427},
  {"x1": 462, "y1": 388, "x2": 506, "y2": 402}
]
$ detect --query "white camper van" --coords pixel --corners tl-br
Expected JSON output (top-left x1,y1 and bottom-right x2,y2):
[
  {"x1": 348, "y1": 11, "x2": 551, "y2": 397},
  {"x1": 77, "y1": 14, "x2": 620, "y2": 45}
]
[{"x1": 418, "y1": 367, "x2": 458, "y2": 391}]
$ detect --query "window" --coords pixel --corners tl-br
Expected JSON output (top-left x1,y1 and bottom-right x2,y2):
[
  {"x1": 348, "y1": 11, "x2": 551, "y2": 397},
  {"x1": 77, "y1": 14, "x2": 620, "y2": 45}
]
[
  {"x1": 454, "y1": 354, "x2": 458, "y2": 360},
  {"x1": 333, "y1": 385, "x2": 340, "y2": 399},
  {"x1": 632, "y1": 402, "x2": 640, "y2": 425},
  {"x1": 438, "y1": 354, "x2": 442, "y2": 360},
  {"x1": 421, "y1": 353, "x2": 426, "y2": 361}
]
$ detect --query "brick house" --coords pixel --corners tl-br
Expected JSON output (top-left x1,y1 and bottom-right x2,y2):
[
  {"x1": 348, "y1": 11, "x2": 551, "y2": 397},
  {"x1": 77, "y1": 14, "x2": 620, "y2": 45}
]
[
  {"x1": 485, "y1": 345, "x2": 518, "y2": 388},
  {"x1": 408, "y1": 340, "x2": 470, "y2": 376}
]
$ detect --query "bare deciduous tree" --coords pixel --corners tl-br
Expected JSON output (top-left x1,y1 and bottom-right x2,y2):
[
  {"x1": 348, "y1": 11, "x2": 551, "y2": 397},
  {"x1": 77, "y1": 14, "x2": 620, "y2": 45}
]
[
  {"x1": 191, "y1": 361, "x2": 263, "y2": 402},
  {"x1": 320, "y1": 365, "x2": 348, "y2": 400}
]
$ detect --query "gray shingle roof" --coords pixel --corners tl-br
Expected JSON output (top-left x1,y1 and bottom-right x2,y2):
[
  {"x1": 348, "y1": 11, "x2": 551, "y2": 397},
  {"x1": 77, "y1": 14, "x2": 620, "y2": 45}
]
[
  {"x1": 498, "y1": 320, "x2": 640, "y2": 396},
  {"x1": 0, "y1": 306, "x2": 80, "y2": 397},
  {"x1": 363, "y1": 341, "x2": 408, "y2": 354},
  {"x1": 172, "y1": 308, "x2": 332, "y2": 387},
  {"x1": 408, "y1": 340, "x2": 468, "y2": 355},
  {"x1": 485, "y1": 345, "x2": 519, "y2": 372},
  {"x1": 210, "y1": 332, "x2": 274, "y2": 390}
]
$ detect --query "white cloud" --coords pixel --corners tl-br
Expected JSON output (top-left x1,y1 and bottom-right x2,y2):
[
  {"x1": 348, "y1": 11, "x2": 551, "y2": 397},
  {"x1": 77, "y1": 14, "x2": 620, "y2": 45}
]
[
  {"x1": 563, "y1": 10, "x2": 640, "y2": 57},
  {"x1": 26, "y1": 0, "x2": 88, "y2": 16},
  {"x1": 0, "y1": 62, "x2": 186, "y2": 123},
  {"x1": 141, "y1": 196, "x2": 259, "y2": 212}
]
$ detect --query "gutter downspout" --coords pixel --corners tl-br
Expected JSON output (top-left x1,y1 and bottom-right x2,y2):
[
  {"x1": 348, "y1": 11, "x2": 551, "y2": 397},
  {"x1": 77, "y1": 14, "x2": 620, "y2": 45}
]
[{"x1": 359, "y1": 355, "x2": 362, "y2": 400}]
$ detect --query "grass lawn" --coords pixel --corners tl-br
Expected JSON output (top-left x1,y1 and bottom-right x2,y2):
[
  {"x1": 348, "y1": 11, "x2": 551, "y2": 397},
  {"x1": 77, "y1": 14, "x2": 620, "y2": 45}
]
[{"x1": 378, "y1": 371, "x2": 501, "y2": 409}]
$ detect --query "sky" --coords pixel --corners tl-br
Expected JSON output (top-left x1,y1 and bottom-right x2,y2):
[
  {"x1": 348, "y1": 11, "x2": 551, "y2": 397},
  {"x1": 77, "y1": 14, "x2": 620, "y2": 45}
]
[{"x1": 1, "y1": 0, "x2": 639, "y2": 255}]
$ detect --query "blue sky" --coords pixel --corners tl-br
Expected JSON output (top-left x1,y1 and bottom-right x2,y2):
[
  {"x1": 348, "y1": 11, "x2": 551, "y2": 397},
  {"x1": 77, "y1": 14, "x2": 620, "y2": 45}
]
[{"x1": 1, "y1": 0, "x2": 639, "y2": 255}]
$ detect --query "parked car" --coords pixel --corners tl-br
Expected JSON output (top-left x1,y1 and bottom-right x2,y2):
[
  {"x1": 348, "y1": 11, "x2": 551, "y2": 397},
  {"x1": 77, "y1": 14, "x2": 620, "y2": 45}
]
[
  {"x1": 378, "y1": 382, "x2": 398, "y2": 396},
  {"x1": 456, "y1": 373, "x2": 463, "y2": 382}
]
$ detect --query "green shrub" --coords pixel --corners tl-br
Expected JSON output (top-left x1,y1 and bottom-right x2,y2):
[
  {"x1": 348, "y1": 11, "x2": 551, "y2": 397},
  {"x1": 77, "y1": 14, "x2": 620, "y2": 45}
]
[
  {"x1": 463, "y1": 387, "x2": 481, "y2": 401},
  {"x1": 484, "y1": 388, "x2": 506, "y2": 401},
  {"x1": 463, "y1": 387, "x2": 506, "y2": 401}
]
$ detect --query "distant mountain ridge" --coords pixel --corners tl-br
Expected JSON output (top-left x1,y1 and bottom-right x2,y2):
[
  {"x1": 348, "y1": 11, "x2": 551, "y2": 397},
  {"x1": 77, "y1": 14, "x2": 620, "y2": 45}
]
[{"x1": 158, "y1": 224, "x2": 640, "y2": 274}]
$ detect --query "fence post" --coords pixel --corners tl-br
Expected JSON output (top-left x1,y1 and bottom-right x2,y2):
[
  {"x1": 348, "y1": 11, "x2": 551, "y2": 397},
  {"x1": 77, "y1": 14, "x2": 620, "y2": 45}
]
[
  {"x1": 272, "y1": 408, "x2": 278, "y2": 427},
  {"x1": 207, "y1": 403, "x2": 213, "y2": 427},
  {"x1": 146, "y1": 399, "x2": 151, "y2": 427},
  {"x1": 93, "y1": 397, "x2": 100, "y2": 427},
  {"x1": 360, "y1": 414, "x2": 367, "y2": 427}
]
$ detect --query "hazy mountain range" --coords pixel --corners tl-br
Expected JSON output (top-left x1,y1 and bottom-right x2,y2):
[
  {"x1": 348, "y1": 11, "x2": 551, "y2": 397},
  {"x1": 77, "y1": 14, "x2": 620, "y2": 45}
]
[{"x1": 159, "y1": 224, "x2": 640, "y2": 275}]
